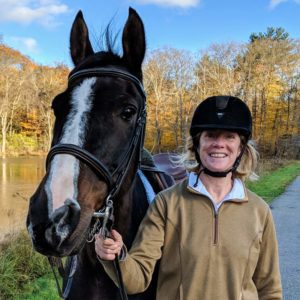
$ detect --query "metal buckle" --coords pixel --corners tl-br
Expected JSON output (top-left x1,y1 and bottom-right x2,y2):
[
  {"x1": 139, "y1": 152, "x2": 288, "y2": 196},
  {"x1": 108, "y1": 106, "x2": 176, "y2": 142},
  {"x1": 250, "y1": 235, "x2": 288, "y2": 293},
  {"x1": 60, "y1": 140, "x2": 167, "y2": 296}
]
[
  {"x1": 99, "y1": 198, "x2": 114, "y2": 239},
  {"x1": 87, "y1": 196, "x2": 114, "y2": 242}
]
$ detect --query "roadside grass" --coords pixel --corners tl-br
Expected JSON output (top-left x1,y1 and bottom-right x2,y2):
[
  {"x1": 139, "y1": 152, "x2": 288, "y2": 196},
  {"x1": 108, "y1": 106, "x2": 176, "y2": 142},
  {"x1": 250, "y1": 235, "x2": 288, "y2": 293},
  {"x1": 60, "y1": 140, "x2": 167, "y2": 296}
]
[
  {"x1": 0, "y1": 231, "x2": 51, "y2": 300},
  {"x1": 14, "y1": 274, "x2": 59, "y2": 300},
  {"x1": 246, "y1": 160, "x2": 300, "y2": 203},
  {"x1": 1, "y1": 160, "x2": 300, "y2": 299}
]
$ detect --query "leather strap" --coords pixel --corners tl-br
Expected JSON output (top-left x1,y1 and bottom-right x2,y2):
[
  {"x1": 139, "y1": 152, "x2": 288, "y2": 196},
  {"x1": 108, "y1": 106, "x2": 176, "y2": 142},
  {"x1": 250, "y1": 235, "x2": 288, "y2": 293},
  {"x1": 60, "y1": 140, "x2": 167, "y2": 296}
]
[
  {"x1": 68, "y1": 67, "x2": 146, "y2": 99},
  {"x1": 46, "y1": 144, "x2": 113, "y2": 188}
]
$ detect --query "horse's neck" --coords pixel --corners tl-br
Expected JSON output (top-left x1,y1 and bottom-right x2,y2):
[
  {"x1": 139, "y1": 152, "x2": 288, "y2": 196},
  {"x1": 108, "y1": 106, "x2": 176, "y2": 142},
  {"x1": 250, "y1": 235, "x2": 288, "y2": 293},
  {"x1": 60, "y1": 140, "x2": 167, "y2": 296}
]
[
  {"x1": 122, "y1": 168, "x2": 174, "y2": 248},
  {"x1": 83, "y1": 167, "x2": 173, "y2": 264},
  {"x1": 115, "y1": 190, "x2": 135, "y2": 238}
]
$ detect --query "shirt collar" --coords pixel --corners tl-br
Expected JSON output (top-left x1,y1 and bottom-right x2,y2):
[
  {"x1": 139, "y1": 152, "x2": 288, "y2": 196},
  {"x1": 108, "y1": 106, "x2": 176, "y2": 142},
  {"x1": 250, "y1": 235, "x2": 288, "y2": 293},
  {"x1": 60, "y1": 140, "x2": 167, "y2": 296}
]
[{"x1": 187, "y1": 172, "x2": 246, "y2": 203}]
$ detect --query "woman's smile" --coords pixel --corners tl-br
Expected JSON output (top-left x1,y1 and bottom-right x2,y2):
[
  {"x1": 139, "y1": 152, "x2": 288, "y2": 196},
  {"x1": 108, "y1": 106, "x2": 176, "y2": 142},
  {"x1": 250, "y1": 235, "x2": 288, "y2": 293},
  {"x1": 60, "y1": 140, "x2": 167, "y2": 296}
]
[
  {"x1": 199, "y1": 130, "x2": 241, "y2": 172},
  {"x1": 209, "y1": 152, "x2": 227, "y2": 158}
]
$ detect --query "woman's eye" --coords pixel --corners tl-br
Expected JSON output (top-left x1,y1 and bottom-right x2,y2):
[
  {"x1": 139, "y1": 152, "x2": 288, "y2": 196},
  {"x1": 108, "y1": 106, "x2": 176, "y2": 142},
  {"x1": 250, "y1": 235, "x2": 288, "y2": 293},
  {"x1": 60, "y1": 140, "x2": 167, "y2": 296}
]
[
  {"x1": 206, "y1": 132, "x2": 215, "y2": 138},
  {"x1": 226, "y1": 134, "x2": 236, "y2": 139},
  {"x1": 121, "y1": 107, "x2": 136, "y2": 121}
]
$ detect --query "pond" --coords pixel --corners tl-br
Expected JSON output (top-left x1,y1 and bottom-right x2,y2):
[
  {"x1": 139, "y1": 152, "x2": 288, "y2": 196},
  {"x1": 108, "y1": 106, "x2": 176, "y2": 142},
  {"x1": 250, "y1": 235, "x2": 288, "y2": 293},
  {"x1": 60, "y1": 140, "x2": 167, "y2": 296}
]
[{"x1": 0, "y1": 156, "x2": 45, "y2": 242}]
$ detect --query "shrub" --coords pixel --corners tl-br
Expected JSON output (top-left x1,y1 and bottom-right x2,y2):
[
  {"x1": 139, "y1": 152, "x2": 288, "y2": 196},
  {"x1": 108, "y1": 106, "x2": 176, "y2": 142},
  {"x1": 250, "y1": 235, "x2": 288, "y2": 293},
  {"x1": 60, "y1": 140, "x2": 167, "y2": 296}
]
[{"x1": 6, "y1": 134, "x2": 39, "y2": 154}]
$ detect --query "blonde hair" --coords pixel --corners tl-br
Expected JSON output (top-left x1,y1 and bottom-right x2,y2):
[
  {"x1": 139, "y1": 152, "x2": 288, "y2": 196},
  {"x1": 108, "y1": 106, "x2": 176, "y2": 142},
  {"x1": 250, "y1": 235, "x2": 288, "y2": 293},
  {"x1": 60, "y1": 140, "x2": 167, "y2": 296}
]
[{"x1": 178, "y1": 132, "x2": 259, "y2": 181}]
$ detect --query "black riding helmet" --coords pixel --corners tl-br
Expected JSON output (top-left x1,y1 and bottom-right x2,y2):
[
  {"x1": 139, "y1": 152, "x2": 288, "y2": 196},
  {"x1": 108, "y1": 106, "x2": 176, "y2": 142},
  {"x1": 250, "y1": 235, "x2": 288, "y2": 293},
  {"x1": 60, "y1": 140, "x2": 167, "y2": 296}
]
[{"x1": 190, "y1": 96, "x2": 252, "y2": 178}]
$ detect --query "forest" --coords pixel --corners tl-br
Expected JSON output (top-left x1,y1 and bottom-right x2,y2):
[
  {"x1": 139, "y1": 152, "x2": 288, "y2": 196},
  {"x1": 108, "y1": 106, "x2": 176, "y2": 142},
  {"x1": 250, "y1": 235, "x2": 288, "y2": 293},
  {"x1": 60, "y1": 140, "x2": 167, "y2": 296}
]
[{"x1": 0, "y1": 27, "x2": 299, "y2": 158}]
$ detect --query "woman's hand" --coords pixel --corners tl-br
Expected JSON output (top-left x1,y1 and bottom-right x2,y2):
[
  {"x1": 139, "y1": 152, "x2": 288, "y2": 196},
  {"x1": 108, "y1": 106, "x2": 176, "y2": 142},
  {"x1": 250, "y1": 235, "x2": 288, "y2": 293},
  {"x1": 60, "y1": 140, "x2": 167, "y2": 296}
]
[{"x1": 95, "y1": 229, "x2": 124, "y2": 261}]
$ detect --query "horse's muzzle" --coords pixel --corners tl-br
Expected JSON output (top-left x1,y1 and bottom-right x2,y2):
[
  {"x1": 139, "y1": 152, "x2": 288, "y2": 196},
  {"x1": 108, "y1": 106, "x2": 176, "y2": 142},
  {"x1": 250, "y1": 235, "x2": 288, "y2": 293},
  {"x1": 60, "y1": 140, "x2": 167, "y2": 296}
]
[
  {"x1": 28, "y1": 198, "x2": 85, "y2": 256},
  {"x1": 45, "y1": 199, "x2": 80, "y2": 248}
]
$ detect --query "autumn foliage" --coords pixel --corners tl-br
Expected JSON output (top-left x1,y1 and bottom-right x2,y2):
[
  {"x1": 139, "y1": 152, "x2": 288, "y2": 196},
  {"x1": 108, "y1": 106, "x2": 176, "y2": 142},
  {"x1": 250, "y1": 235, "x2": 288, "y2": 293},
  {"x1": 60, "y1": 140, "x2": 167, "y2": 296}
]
[
  {"x1": 0, "y1": 43, "x2": 68, "y2": 155},
  {"x1": 0, "y1": 28, "x2": 299, "y2": 158}
]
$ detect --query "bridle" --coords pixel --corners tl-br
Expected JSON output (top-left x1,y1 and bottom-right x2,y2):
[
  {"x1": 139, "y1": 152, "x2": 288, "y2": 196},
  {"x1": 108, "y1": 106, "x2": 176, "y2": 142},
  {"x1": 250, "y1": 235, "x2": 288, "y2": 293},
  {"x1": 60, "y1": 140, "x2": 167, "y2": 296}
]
[
  {"x1": 46, "y1": 67, "x2": 146, "y2": 300},
  {"x1": 46, "y1": 67, "x2": 146, "y2": 211}
]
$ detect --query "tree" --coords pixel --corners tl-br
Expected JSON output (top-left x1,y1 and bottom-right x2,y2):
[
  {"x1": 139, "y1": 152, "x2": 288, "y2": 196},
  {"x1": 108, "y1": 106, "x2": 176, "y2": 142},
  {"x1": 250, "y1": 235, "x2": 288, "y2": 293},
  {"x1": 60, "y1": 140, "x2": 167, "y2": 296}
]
[
  {"x1": 0, "y1": 44, "x2": 33, "y2": 155},
  {"x1": 0, "y1": 43, "x2": 68, "y2": 155},
  {"x1": 144, "y1": 48, "x2": 195, "y2": 152},
  {"x1": 249, "y1": 27, "x2": 289, "y2": 43},
  {"x1": 236, "y1": 29, "x2": 299, "y2": 156},
  {"x1": 194, "y1": 42, "x2": 243, "y2": 99},
  {"x1": 32, "y1": 64, "x2": 68, "y2": 150}
]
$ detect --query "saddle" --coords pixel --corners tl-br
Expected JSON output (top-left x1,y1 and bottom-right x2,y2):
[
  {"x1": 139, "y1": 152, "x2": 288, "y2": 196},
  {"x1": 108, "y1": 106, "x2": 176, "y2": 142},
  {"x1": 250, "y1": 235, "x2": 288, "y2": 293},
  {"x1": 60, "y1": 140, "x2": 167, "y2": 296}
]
[
  {"x1": 153, "y1": 152, "x2": 187, "y2": 183},
  {"x1": 140, "y1": 149, "x2": 187, "y2": 190}
]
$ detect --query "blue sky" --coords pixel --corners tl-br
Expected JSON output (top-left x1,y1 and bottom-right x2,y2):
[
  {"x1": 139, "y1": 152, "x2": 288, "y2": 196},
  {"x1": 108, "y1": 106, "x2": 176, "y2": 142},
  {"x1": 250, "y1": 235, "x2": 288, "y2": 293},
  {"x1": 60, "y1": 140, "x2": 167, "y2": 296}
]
[{"x1": 1, "y1": 0, "x2": 300, "y2": 67}]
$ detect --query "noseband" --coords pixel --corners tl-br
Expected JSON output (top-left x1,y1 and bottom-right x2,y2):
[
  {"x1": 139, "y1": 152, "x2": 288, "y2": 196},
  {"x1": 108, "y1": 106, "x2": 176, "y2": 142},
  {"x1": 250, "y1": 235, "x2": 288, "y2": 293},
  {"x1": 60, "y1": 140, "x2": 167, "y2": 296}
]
[{"x1": 46, "y1": 67, "x2": 147, "y2": 214}]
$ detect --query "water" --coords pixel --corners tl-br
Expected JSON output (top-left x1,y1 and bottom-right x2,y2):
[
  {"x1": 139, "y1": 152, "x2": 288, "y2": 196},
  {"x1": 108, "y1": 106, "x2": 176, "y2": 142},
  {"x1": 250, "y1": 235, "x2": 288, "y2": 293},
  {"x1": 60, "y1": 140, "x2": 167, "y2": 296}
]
[{"x1": 0, "y1": 156, "x2": 45, "y2": 242}]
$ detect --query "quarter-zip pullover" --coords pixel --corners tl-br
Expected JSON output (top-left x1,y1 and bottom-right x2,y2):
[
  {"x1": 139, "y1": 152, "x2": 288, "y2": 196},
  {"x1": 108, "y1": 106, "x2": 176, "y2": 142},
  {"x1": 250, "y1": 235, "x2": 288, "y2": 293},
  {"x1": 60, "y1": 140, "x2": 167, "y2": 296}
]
[{"x1": 101, "y1": 178, "x2": 282, "y2": 300}]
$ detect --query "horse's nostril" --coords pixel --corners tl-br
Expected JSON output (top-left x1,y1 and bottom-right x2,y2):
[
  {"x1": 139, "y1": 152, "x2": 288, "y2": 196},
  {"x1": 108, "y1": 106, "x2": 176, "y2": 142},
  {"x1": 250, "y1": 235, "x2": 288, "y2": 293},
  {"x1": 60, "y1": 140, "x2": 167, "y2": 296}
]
[{"x1": 45, "y1": 199, "x2": 81, "y2": 247}]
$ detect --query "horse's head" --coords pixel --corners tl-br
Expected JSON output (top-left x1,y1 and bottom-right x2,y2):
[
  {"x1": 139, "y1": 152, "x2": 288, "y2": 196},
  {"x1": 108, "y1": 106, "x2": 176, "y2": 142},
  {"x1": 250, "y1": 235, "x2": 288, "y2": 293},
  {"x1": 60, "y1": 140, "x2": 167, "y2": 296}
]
[{"x1": 27, "y1": 8, "x2": 146, "y2": 256}]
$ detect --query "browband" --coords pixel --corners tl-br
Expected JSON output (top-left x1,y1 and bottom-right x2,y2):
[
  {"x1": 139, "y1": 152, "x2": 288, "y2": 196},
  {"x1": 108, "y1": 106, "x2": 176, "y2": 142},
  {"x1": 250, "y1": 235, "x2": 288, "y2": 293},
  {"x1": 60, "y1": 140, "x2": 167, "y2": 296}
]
[{"x1": 68, "y1": 67, "x2": 146, "y2": 99}]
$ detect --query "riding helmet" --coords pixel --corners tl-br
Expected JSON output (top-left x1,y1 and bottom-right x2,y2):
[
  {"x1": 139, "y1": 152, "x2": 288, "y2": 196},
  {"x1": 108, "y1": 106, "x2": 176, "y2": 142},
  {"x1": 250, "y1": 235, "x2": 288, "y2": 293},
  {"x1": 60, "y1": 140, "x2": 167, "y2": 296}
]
[{"x1": 190, "y1": 96, "x2": 252, "y2": 139}]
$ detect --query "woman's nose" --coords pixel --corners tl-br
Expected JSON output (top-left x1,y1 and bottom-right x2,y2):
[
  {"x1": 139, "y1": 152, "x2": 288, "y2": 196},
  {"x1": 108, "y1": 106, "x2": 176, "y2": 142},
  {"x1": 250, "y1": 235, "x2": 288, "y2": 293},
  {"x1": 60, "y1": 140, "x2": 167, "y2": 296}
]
[{"x1": 212, "y1": 136, "x2": 225, "y2": 146}]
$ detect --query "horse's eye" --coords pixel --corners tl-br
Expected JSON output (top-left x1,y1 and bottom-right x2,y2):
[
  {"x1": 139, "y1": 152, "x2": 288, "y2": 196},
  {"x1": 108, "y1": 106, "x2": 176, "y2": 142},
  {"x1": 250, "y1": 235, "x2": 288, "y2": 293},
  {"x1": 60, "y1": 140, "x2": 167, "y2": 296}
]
[{"x1": 121, "y1": 107, "x2": 136, "y2": 121}]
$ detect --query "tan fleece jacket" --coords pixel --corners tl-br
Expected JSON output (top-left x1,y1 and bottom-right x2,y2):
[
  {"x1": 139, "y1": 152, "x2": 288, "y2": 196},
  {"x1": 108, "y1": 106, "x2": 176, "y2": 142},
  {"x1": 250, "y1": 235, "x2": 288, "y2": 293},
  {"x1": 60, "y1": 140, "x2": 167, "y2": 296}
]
[{"x1": 101, "y1": 179, "x2": 282, "y2": 300}]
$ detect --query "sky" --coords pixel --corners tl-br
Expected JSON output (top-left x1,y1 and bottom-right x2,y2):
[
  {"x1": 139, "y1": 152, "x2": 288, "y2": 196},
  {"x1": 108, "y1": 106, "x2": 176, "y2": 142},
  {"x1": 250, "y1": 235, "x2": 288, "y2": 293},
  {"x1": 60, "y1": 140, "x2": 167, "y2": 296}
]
[{"x1": 1, "y1": 0, "x2": 300, "y2": 67}]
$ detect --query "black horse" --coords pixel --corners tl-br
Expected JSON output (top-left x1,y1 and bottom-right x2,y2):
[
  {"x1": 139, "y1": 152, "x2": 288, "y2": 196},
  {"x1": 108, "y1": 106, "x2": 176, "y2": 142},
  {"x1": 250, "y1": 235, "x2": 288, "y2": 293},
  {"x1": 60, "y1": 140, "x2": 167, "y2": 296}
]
[{"x1": 26, "y1": 8, "x2": 174, "y2": 300}]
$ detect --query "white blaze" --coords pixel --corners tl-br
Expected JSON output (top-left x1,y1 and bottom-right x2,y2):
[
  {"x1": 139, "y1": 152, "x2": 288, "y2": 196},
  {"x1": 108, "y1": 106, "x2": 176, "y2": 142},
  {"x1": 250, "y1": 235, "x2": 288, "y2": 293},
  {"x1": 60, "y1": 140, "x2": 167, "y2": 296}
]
[{"x1": 45, "y1": 78, "x2": 96, "y2": 215}]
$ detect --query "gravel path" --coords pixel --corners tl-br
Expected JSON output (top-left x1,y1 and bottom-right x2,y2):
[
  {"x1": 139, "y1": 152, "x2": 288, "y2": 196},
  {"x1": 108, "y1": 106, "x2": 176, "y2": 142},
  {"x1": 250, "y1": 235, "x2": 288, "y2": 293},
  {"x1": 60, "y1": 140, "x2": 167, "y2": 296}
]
[{"x1": 270, "y1": 175, "x2": 300, "y2": 300}]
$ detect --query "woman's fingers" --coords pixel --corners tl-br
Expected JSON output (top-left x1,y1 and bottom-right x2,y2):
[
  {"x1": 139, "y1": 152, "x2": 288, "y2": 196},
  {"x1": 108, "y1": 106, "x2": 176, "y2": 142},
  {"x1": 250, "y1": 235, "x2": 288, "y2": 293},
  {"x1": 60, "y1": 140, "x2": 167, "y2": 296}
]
[
  {"x1": 95, "y1": 229, "x2": 124, "y2": 260},
  {"x1": 95, "y1": 236, "x2": 116, "y2": 260},
  {"x1": 111, "y1": 230, "x2": 123, "y2": 253},
  {"x1": 111, "y1": 229, "x2": 123, "y2": 243}
]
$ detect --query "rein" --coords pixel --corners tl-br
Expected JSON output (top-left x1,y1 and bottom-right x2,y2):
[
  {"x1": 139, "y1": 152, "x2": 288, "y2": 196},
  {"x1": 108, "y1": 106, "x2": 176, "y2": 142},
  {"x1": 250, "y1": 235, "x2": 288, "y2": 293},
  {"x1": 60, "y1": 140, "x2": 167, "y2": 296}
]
[{"x1": 46, "y1": 67, "x2": 146, "y2": 300}]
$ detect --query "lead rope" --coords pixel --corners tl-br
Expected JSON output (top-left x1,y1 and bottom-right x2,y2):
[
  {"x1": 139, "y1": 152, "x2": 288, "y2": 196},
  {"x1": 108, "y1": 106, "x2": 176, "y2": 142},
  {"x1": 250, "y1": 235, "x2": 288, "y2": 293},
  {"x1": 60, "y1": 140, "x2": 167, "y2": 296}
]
[
  {"x1": 96, "y1": 196, "x2": 128, "y2": 300},
  {"x1": 113, "y1": 256, "x2": 128, "y2": 300}
]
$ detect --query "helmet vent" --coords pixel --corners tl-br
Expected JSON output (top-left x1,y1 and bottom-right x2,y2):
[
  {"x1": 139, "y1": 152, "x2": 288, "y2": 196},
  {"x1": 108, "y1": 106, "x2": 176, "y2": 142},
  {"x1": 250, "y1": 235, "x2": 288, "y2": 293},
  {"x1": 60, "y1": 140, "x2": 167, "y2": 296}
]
[{"x1": 216, "y1": 96, "x2": 230, "y2": 110}]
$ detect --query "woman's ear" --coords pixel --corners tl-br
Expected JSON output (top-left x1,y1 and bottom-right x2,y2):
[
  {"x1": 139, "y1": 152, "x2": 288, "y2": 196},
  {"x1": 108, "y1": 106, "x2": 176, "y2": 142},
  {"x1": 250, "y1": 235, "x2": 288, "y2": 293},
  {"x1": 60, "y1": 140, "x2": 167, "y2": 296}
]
[
  {"x1": 238, "y1": 135, "x2": 246, "y2": 156},
  {"x1": 193, "y1": 132, "x2": 202, "y2": 163}
]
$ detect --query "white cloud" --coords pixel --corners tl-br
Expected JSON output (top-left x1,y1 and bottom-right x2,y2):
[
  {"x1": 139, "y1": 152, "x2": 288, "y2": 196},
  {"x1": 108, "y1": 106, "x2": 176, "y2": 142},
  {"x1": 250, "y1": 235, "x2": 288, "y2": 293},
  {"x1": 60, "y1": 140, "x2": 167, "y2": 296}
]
[
  {"x1": 0, "y1": 0, "x2": 69, "y2": 27},
  {"x1": 269, "y1": 0, "x2": 300, "y2": 9},
  {"x1": 133, "y1": 0, "x2": 200, "y2": 8},
  {"x1": 8, "y1": 36, "x2": 39, "y2": 54}
]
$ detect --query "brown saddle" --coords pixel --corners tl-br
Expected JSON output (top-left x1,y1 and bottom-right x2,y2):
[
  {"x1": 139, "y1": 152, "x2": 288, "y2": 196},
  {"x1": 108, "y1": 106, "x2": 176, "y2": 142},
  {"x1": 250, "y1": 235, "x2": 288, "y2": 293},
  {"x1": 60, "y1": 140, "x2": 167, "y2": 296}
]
[{"x1": 153, "y1": 153, "x2": 187, "y2": 183}]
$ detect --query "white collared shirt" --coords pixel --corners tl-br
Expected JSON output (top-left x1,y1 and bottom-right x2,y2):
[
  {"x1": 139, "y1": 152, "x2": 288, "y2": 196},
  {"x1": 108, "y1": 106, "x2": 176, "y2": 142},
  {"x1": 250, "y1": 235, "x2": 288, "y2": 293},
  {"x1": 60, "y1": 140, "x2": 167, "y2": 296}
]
[{"x1": 188, "y1": 172, "x2": 245, "y2": 212}]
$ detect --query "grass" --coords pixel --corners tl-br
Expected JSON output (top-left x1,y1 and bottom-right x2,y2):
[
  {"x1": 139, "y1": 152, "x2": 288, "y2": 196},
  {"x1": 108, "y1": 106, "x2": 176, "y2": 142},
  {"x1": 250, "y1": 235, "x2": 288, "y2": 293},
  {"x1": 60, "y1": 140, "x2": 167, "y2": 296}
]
[
  {"x1": 0, "y1": 231, "x2": 51, "y2": 300},
  {"x1": 246, "y1": 160, "x2": 300, "y2": 203},
  {"x1": 1, "y1": 160, "x2": 300, "y2": 299},
  {"x1": 14, "y1": 274, "x2": 59, "y2": 300}
]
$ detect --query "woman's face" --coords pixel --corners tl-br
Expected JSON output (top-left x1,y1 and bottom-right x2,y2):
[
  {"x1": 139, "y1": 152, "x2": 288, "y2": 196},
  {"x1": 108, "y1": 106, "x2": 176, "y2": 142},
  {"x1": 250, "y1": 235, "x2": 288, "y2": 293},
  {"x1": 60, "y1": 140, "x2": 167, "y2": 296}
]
[{"x1": 198, "y1": 129, "x2": 241, "y2": 173}]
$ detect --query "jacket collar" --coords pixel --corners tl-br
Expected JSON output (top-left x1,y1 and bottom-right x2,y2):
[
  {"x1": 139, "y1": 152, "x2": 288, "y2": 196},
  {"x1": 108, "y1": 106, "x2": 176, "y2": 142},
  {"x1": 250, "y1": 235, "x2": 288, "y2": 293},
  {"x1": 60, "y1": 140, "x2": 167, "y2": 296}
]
[{"x1": 187, "y1": 172, "x2": 248, "y2": 203}]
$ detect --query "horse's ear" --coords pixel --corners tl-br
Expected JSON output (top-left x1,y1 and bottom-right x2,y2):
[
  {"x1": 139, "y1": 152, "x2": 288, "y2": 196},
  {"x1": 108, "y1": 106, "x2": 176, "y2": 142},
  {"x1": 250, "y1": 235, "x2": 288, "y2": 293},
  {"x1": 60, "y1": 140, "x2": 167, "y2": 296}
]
[
  {"x1": 70, "y1": 11, "x2": 94, "y2": 66},
  {"x1": 122, "y1": 8, "x2": 146, "y2": 73}
]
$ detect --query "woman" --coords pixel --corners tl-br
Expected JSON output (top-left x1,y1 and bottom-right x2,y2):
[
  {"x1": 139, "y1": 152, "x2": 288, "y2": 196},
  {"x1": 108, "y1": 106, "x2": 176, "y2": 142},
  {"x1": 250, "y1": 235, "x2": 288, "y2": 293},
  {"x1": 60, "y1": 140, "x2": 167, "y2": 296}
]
[{"x1": 95, "y1": 96, "x2": 282, "y2": 300}]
